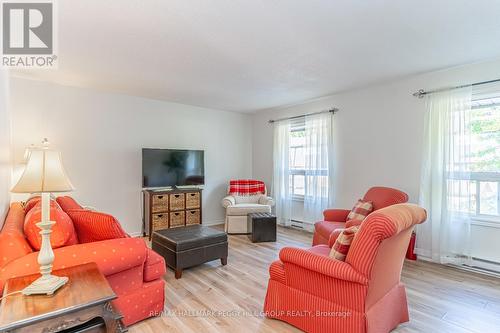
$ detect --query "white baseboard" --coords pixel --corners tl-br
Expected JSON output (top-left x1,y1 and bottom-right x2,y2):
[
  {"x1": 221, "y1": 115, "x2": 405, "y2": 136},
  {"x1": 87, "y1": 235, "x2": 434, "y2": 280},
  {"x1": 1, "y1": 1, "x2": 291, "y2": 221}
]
[
  {"x1": 202, "y1": 219, "x2": 225, "y2": 226},
  {"x1": 129, "y1": 231, "x2": 144, "y2": 238}
]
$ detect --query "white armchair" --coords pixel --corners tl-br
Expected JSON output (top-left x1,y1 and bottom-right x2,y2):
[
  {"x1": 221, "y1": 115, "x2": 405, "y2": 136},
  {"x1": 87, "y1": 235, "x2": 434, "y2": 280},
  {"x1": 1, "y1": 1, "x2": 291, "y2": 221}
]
[{"x1": 222, "y1": 180, "x2": 275, "y2": 234}]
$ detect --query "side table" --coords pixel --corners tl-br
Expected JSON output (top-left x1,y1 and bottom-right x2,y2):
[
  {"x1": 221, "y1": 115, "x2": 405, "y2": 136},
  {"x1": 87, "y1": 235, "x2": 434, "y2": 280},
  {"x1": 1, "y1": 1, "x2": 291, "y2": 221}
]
[{"x1": 0, "y1": 262, "x2": 126, "y2": 333}]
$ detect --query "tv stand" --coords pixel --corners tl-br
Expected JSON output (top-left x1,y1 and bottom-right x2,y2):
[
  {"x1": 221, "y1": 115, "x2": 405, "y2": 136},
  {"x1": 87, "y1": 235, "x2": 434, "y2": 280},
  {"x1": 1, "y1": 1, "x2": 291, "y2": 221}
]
[{"x1": 142, "y1": 188, "x2": 202, "y2": 239}]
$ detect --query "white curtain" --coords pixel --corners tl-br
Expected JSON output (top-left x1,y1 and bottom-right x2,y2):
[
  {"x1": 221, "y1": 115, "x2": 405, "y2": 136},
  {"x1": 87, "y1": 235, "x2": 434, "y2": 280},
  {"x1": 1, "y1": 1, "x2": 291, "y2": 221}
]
[
  {"x1": 417, "y1": 86, "x2": 473, "y2": 265},
  {"x1": 273, "y1": 120, "x2": 292, "y2": 226},
  {"x1": 304, "y1": 113, "x2": 334, "y2": 221}
]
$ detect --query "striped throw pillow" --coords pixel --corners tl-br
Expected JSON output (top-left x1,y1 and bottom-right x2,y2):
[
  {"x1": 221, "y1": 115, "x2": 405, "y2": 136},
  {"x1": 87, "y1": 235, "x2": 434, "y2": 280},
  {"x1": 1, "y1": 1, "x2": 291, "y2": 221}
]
[
  {"x1": 329, "y1": 226, "x2": 360, "y2": 261},
  {"x1": 347, "y1": 199, "x2": 373, "y2": 221}
]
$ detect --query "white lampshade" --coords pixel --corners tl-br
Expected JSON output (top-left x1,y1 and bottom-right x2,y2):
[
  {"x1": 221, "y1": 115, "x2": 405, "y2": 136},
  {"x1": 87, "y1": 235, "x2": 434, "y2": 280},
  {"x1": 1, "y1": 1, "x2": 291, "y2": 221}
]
[{"x1": 11, "y1": 148, "x2": 74, "y2": 193}]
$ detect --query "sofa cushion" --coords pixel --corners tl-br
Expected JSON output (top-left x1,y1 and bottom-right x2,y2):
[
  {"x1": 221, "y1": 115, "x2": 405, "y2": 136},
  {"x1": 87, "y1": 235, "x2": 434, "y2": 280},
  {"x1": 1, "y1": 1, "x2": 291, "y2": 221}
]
[
  {"x1": 234, "y1": 195, "x2": 262, "y2": 204},
  {"x1": 67, "y1": 210, "x2": 127, "y2": 243},
  {"x1": 347, "y1": 199, "x2": 373, "y2": 221},
  {"x1": 226, "y1": 203, "x2": 271, "y2": 216},
  {"x1": 24, "y1": 202, "x2": 78, "y2": 250},
  {"x1": 329, "y1": 226, "x2": 360, "y2": 261},
  {"x1": 0, "y1": 203, "x2": 33, "y2": 267},
  {"x1": 56, "y1": 196, "x2": 84, "y2": 212}
]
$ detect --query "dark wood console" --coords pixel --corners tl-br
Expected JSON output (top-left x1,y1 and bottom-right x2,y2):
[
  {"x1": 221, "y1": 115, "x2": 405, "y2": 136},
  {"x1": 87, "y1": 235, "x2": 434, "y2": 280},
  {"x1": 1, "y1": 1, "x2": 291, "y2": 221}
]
[{"x1": 143, "y1": 188, "x2": 202, "y2": 239}]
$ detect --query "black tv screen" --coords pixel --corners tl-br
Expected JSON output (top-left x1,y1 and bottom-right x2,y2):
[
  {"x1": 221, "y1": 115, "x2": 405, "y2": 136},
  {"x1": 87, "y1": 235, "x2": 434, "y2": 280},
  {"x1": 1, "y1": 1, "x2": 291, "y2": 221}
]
[{"x1": 142, "y1": 149, "x2": 205, "y2": 187}]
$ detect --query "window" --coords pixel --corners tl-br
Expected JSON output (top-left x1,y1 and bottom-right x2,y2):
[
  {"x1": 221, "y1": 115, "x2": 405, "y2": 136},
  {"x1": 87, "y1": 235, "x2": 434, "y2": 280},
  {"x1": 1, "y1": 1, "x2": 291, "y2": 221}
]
[
  {"x1": 288, "y1": 118, "x2": 330, "y2": 200},
  {"x1": 289, "y1": 120, "x2": 306, "y2": 199},
  {"x1": 447, "y1": 94, "x2": 500, "y2": 221}
]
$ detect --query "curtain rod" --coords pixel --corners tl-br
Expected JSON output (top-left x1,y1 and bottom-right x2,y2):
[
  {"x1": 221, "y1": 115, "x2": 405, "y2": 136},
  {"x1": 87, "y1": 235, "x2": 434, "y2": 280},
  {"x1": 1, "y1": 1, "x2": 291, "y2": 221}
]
[
  {"x1": 412, "y1": 78, "x2": 500, "y2": 98},
  {"x1": 268, "y1": 108, "x2": 338, "y2": 124}
]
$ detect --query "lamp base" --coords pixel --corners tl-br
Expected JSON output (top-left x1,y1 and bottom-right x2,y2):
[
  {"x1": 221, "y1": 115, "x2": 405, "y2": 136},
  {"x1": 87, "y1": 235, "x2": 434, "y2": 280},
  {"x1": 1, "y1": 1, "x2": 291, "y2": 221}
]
[{"x1": 22, "y1": 274, "x2": 69, "y2": 296}]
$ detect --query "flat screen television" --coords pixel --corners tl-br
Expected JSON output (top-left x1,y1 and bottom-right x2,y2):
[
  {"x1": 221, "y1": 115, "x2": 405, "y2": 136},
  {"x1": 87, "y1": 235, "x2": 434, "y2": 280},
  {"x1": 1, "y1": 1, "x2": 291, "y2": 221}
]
[{"x1": 142, "y1": 148, "x2": 205, "y2": 188}]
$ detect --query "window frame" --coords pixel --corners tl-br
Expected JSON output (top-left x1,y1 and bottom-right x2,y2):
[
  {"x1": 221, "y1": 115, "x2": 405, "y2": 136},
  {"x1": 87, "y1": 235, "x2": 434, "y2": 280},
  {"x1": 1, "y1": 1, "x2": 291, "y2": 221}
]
[
  {"x1": 446, "y1": 92, "x2": 500, "y2": 223},
  {"x1": 289, "y1": 121, "x2": 306, "y2": 201}
]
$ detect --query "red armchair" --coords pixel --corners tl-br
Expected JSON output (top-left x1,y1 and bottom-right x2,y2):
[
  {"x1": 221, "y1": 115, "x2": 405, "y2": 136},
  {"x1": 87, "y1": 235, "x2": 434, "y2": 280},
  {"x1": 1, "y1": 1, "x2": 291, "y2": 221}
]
[
  {"x1": 264, "y1": 203, "x2": 427, "y2": 333},
  {"x1": 313, "y1": 186, "x2": 409, "y2": 246}
]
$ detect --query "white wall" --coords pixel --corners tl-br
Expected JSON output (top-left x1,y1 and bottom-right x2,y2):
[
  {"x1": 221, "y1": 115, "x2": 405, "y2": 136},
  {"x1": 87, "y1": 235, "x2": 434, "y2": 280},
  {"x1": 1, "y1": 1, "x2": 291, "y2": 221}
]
[
  {"x1": 0, "y1": 70, "x2": 10, "y2": 227},
  {"x1": 10, "y1": 77, "x2": 252, "y2": 235},
  {"x1": 252, "y1": 58, "x2": 500, "y2": 261}
]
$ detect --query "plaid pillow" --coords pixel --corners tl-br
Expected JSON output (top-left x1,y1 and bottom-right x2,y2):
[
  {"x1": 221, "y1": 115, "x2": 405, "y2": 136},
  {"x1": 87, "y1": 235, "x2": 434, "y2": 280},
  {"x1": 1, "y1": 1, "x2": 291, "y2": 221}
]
[
  {"x1": 347, "y1": 199, "x2": 373, "y2": 221},
  {"x1": 329, "y1": 226, "x2": 360, "y2": 261}
]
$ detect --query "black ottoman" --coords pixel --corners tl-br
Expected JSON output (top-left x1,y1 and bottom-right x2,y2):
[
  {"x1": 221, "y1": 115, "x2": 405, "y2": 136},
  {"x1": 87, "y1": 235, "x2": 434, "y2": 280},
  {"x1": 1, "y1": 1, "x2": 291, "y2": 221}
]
[
  {"x1": 152, "y1": 225, "x2": 228, "y2": 279},
  {"x1": 247, "y1": 213, "x2": 277, "y2": 243}
]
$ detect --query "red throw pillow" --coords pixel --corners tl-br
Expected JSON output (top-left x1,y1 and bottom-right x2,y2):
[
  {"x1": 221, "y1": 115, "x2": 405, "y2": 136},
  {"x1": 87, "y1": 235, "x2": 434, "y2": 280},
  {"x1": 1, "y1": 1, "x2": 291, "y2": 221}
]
[
  {"x1": 329, "y1": 226, "x2": 360, "y2": 261},
  {"x1": 347, "y1": 199, "x2": 373, "y2": 221},
  {"x1": 66, "y1": 210, "x2": 128, "y2": 243},
  {"x1": 23, "y1": 196, "x2": 42, "y2": 213},
  {"x1": 56, "y1": 196, "x2": 83, "y2": 212},
  {"x1": 24, "y1": 203, "x2": 79, "y2": 250}
]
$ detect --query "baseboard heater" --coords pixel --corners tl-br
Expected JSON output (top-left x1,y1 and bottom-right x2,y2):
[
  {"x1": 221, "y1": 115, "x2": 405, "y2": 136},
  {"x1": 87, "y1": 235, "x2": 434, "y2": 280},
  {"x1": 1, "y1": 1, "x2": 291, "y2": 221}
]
[
  {"x1": 290, "y1": 220, "x2": 304, "y2": 229},
  {"x1": 462, "y1": 257, "x2": 500, "y2": 277}
]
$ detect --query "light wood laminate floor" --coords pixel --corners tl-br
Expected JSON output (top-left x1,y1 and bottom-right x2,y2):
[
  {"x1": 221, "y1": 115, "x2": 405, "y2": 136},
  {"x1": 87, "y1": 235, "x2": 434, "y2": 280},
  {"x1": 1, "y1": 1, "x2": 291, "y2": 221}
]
[{"x1": 130, "y1": 226, "x2": 500, "y2": 333}]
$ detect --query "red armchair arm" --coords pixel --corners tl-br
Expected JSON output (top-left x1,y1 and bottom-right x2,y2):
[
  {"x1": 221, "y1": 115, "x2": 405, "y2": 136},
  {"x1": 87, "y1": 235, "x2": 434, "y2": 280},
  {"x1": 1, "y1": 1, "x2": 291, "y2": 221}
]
[
  {"x1": 323, "y1": 209, "x2": 351, "y2": 222},
  {"x1": 279, "y1": 247, "x2": 368, "y2": 285}
]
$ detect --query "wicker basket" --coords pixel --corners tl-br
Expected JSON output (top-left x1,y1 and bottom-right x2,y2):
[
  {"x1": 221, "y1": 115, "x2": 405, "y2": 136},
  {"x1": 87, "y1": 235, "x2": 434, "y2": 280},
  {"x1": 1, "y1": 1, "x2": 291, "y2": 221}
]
[
  {"x1": 169, "y1": 193, "x2": 185, "y2": 211},
  {"x1": 152, "y1": 213, "x2": 168, "y2": 230},
  {"x1": 186, "y1": 209, "x2": 201, "y2": 225},
  {"x1": 170, "y1": 211, "x2": 185, "y2": 228},
  {"x1": 186, "y1": 192, "x2": 201, "y2": 209},
  {"x1": 152, "y1": 194, "x2": 169, "y2": 213}
]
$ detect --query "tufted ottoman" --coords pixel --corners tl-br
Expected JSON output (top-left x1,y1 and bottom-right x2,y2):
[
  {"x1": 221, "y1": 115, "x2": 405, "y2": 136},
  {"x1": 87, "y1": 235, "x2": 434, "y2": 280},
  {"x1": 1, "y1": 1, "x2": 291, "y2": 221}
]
[{"x1": 152, "y1": 225, "x2": 228, "y2": 279}]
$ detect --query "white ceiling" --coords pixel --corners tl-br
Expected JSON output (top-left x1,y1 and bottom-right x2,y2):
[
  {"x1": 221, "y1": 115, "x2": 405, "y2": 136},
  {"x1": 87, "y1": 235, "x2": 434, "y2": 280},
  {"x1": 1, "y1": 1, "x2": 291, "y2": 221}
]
[{"x1": 13, "y1": 0, "x2": 500, "y2": 112}]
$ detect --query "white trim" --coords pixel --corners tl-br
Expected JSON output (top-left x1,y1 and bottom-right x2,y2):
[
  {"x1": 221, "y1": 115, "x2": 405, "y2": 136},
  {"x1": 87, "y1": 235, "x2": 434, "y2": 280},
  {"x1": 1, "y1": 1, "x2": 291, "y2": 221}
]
[
  {"x1": 471, "y1": 219, "x2": 500, "y2": 229},
  {"x1": 202, "y1": 219, "x2": 225, "y2": 226}
]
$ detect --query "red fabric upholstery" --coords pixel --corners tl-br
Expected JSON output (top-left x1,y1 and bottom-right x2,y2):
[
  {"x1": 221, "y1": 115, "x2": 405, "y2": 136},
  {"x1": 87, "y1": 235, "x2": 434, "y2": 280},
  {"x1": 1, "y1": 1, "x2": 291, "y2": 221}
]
[
  {"x1": 312, "y1": 221, "x2": 344, "y2": 246},
  {"x1": 67, "y1": 210, "x2": 127, "y2": 243},
  {"x1": 329, "y1": 226, "x2": 360, "y2": 261},
  {"x1": 0, "y1": 203, "x2": 33, "y2": 267},
  {"x1": 143, "y1": 248, "x2": 166, "y2": 282},
  {"x1": 0, "y1": 198, "x2": 166, "y2": 327},
  {"x1": 23, "y1": 196, "x2": 42, "y2": 213},
  {"x1": 229, "y1": 179, "x2": 266, "y2": 196},
  {"x1": 313, "y1": 187, "x2": 409, "y2": 246},
  {"x1": 112, "y1": 279, "x2": 165, "y2": 326},
  {"x1": 322, "y1": 208, "x2": 350, "y2": 222},
  {"x1": 264, "y1": 203, "x2": 427, "y2": 333},
  {"x1": 56, "y1": 196, "x2": 84, "y2": 212},
  {"x1": 24, "y1": 202, "x2": 78, "y2": 250}
]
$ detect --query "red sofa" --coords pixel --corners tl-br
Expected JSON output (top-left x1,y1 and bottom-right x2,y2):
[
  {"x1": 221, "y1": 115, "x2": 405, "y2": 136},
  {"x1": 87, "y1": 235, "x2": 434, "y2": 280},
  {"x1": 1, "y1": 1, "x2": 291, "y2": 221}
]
[
  {"x1": 264, "y1": 203, "x2": 427, "y2": 333},
  {"x1": 313, "y1": 187, "x2": 409, "y2": 246},
  {"x1": 0, "y1": 198, "x2": 166, "y2": 327}
]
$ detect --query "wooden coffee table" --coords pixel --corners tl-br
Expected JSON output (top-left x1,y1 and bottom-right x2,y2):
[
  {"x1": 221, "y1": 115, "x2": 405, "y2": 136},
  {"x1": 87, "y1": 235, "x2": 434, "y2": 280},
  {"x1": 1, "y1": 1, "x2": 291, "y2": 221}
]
[{"x1": 0, "y1": 262, "x2": 126, "y2": 332}]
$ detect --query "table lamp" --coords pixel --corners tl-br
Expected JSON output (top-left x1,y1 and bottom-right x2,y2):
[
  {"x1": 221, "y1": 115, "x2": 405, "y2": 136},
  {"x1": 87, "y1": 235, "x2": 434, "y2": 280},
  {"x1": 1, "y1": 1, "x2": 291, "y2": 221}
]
[{"x1": 11, "y1": 139, "x2": 74, "y2": 295}]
